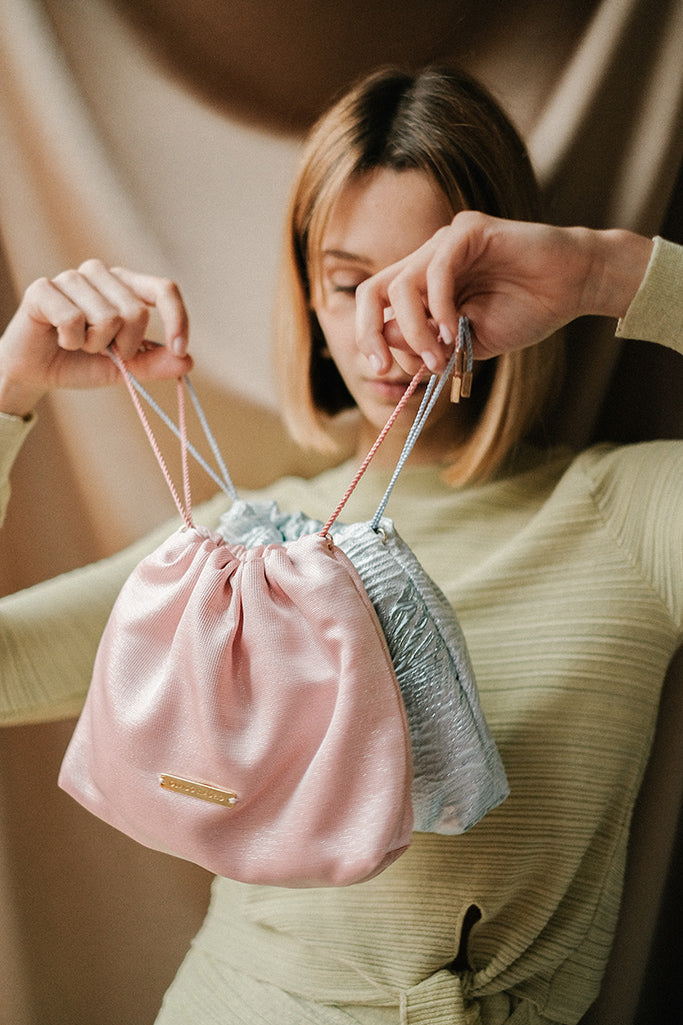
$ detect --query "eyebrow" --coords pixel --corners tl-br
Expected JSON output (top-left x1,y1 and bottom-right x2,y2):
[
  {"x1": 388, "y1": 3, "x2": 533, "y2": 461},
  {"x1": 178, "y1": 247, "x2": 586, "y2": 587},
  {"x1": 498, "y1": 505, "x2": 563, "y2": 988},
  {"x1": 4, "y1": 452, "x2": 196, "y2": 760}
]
[{"x1": 321, "y1": 248, "x2": 371, "y2": 265}]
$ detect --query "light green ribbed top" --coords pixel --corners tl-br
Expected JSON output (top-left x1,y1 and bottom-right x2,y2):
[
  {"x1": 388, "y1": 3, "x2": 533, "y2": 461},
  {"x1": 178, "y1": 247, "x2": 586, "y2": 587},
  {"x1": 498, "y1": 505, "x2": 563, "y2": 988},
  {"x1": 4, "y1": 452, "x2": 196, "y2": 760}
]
[
  {"x1": 167, "y1": 437, "x2": 680, "y2": 1025},
  {"x1": 1, "y1": 238, "x2": 682, "y2": 1024}
]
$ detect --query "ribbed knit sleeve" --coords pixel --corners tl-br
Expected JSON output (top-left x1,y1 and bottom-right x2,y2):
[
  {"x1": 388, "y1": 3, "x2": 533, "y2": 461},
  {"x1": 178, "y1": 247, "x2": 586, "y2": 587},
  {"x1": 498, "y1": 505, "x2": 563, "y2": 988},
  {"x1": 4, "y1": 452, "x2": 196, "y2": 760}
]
[
  {"x1": 617, "y1": 236, "x2": 683, "y2": 352},
  {"x1": 0, "y1": 481, "x2": 230, "y2": 725},
  {"x1": 1, "y1": 532, "x2": 158, "y2": 723},
  {"x1": 579, "y1": 441, "x2": 683, "y2": 634},
  {"x1": 0, "y1": 411, "x2": 35, "y2": 527}
]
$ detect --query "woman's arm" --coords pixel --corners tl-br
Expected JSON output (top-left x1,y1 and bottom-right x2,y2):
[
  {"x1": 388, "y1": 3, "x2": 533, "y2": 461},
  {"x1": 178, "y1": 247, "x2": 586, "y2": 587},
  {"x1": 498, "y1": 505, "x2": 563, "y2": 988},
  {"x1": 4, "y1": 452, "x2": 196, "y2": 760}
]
[
  {"x1": 0, "y1": 408, "x2": 168, "y2": 723},
  {"x1": 353, "y1": 212, "x2": 661, "y2": 372},
  {"x1": 0, "y1": 261, "x2": 194, "y2": 723},
  {"x1": 0, "y1": 515, "x2": 176, "y2": 724},
  {"x1": 0, "y1": 432, "x2": 229, "y2": 726}
]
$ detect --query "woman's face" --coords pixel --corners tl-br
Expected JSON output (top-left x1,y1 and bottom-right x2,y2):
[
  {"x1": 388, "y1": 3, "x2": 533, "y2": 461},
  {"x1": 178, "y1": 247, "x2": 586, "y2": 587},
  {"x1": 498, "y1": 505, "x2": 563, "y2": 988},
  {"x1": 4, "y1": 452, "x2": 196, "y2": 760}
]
[{"x1": 311, "y1": 167, "x2": 467, "y2": 463}]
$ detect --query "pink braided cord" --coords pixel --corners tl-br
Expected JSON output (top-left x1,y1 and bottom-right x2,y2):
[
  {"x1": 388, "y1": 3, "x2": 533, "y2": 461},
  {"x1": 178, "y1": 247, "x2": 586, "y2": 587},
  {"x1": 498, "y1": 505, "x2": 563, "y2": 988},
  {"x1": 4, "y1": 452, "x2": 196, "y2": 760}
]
[
  {"x1": 108, "y1": 344, "x2": 193, "y2": 530},
  {"x1": 321, "y1": 364, "x2": 426, "y2": 536}
]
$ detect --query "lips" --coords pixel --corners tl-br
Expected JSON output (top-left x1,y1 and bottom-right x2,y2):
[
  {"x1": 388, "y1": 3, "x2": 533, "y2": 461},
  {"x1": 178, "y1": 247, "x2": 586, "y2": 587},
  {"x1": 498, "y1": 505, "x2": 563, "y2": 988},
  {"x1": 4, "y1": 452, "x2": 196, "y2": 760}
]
[{"x1": 367, "y1": 376, "x2": 423, "y2": 403}]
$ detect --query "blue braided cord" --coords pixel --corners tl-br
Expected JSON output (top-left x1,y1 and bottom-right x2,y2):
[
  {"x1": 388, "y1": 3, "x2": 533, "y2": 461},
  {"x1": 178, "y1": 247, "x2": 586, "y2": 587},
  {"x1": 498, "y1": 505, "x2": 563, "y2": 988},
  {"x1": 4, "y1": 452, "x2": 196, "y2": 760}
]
[
  {"x1": 368, "y1": 378, "x2": 437, "y2": 528},
  {"x1": 125, "y1": 373, "x2": 238, "y2": 501},
  {"x1": 458, "y1": 316, "x2": 474, "y2": 372},
  {"x1": 370, "y1": 346, "x2": 457, "y2": 531},
  {"x1": 184, "y1": 378, "x2": 237, "y2": 499}
]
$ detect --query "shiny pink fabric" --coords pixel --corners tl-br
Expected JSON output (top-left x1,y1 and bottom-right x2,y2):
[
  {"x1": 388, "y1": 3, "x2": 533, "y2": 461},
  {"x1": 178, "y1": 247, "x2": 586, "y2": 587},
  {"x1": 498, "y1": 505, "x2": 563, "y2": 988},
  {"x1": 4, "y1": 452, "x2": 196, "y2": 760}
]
[{"x1": 59, "y1": 526, "x2": 414, "y2": 887}]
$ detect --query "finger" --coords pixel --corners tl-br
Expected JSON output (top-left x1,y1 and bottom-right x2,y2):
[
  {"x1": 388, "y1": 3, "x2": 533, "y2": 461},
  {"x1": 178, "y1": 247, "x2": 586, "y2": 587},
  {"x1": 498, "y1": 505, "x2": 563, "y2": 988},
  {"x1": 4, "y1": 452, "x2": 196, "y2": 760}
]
[
  {"x1": 46, "y1": 345, "x2": 191, "y2": 390},
  {"x1": 124, "y1": 343, "x2": 194, "y2": 382},
  {"x1": 47, "y1": 347, "x2": 123, "y2": 389},
  {"x1": 20, "y1": 276, "x2": 87, "y2": 342},
  {"x1": 386, "y1": 269, "x2": 448, "y2": 371},
  {"x1": 76, "y1": 259, "x2": 150, "y2": 360},
  {"x1": 382, "y1": 230, "x2": 453, "y2": 369},
  {"x1": 354, "y1": 275, "x2": 394, "y2": 374},
  {"x1": 389, "y1": 345, "x2": 428, "y2": 378},
  {"x1": 111, "y1": 267, "x2": 189, "y2": 357},
  {"x1": 420, "y1": 215, "x2": 489, "y2": 339},
  {"x1": 49, "y1": 269, "x2": 124, "y2": 353}
]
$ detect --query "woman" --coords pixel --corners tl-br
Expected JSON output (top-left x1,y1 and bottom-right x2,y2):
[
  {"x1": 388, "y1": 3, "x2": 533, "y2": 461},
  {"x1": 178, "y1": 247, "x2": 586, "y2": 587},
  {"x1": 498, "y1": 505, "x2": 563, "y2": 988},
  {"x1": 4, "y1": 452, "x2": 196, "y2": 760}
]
[{"x1": 1, "y1": 65, "x2": 681, "y2": 1024}]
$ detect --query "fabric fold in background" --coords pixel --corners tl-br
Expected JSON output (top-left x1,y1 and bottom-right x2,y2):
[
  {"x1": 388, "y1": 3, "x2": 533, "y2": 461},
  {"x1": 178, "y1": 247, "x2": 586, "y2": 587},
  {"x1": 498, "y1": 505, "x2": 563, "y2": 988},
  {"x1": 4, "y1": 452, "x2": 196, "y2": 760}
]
[{"x1": 2, "y1": 2, "x2": 682, "y2": 1021}]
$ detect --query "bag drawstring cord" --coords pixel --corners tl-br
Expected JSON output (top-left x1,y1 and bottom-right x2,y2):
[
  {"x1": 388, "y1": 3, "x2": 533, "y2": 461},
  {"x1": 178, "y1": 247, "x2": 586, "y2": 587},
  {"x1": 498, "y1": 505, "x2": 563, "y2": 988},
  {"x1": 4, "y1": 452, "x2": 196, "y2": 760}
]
[
  {"x1": 109, "y1": 317, "x2": 472, "y2": 537},
  {"x1": 320, "y1": 347, "x2": 459, "y2": 538},
  {"x1": 108, "y1": 344, "x2": 195, "y2": 529}
]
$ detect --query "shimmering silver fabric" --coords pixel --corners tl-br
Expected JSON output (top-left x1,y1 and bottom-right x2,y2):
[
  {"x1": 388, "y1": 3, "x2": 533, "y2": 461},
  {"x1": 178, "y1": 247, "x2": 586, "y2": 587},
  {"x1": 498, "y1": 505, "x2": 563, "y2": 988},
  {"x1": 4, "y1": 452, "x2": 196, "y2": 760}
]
[{"x1": 218, "y1": 500, "x2": 509, "y2": 834}]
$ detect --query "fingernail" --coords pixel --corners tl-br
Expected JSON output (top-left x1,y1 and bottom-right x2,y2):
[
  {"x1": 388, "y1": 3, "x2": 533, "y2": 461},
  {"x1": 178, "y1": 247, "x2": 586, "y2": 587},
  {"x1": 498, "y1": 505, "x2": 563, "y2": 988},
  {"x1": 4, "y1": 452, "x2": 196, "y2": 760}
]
[
  {"x1": 173, "y1": 336, "x2": 186, "y2": 357},
  {"x1": 438, "y1": 323, "x2": 454, "y2": 347},
  {"x1": 368, "y1": 353, "x2": 383, "y2": 373},
  {"x1": 421, "y1": 350, "x2": 439, "y2": 372}
]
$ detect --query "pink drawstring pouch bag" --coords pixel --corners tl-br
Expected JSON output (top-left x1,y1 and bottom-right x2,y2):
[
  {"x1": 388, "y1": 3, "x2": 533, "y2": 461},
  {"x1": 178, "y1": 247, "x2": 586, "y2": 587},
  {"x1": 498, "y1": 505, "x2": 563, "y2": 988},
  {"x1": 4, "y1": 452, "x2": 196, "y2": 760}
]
[{"x1": 59, "y1": 332, "x2": 507, "y2": 887}]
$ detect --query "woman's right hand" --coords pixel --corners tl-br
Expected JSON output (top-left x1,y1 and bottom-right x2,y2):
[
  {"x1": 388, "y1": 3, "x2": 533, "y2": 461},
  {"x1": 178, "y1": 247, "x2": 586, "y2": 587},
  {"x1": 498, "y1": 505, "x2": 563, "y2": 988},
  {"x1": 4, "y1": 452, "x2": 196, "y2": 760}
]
[
  {"x1": 354, "y1": 212, "x2": 654, "y2": 373},
  {"x1": 0, "y1": 260, "x2": 193, "y2": 417}
]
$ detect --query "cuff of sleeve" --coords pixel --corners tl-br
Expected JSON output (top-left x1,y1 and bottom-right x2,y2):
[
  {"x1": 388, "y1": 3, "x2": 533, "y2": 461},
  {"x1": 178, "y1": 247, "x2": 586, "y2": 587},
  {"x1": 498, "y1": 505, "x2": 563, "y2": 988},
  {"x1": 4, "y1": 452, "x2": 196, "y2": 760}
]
[
  {"x1": 616, "y1": 236, "x2": 683, "y2": 354},
  {"x1": 0, "y1": 409, "x2": 36, "y2": 480}
]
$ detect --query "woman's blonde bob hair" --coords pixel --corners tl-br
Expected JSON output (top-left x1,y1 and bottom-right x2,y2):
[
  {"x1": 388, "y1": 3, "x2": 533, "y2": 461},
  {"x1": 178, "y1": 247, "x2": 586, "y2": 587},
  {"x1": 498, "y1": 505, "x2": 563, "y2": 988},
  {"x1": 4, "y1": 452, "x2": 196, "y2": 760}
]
[{"x1": 274, "y1": 63, "x2": 564, "y2": 485}]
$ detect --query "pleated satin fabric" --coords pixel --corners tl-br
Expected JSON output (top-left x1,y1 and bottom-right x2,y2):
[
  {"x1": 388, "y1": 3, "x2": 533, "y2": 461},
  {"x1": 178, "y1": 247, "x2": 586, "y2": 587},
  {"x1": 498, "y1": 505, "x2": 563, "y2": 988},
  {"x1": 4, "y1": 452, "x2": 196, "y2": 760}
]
[{"x1": 59, "y1": 526, "x2": 415, "y2": 887}]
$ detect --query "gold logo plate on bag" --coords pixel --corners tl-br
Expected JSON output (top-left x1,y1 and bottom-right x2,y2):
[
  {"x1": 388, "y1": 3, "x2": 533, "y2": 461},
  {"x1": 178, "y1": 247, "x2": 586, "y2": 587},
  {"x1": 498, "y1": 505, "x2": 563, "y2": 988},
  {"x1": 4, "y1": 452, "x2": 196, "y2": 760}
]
[{"x1": 159, "y1": 774, "x2": 238, "y2": 807}]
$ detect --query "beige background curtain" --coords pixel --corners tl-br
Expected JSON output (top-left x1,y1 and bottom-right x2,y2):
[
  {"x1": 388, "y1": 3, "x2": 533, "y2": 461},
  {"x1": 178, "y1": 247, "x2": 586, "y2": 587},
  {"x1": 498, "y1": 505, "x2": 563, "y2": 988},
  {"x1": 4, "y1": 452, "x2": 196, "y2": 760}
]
[{"x1": 0, "y1": 2, "x2": 681, "y2": 1023}]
